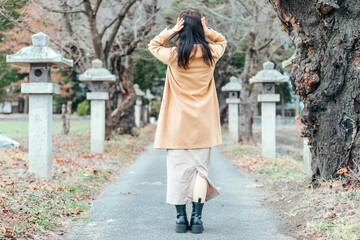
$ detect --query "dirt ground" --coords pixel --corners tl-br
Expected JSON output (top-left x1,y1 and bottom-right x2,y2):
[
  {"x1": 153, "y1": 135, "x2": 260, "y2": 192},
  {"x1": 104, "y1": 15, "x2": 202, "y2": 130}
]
[
  {"x1": 263, "y1": 177, "x2": 360, "y2": 240},
  {"x1": 250, "y1": 124, "x2": 360, "y2": 239}
]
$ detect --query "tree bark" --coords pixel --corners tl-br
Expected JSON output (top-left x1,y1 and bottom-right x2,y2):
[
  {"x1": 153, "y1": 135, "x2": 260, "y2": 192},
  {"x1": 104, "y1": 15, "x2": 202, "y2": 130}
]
[
  {"x1": 269, "y1": 0, "x2": 360, "y2": 180},
  {"x1": 239, "y1": 31, "x2": 256, "y2": 143},
  {"x1": 107, "y1": 54, "x2": 136, "y2": 137},
  {"x1": 82, "y1": 0, "x2": 104, "y2": 61},
  {"x1": 214, "y1": 47, "x2": 232, "y2": 125}
]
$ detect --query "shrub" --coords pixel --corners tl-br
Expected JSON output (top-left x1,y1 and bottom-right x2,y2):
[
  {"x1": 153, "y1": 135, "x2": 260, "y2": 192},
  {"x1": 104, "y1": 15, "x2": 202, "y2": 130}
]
[
  {"x1": 76, "y1": 100, "x2": 90, "y2": 116},
  {"x1": 150, "y1": 100, "x2": 161, "y2": 118}
]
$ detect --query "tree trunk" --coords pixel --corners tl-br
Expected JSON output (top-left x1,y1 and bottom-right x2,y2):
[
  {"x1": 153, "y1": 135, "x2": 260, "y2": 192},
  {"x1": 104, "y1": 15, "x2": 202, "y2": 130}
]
[
  {"x1": 281, "y1": 95, "x2": 285, "y2": 117},
  {"x1": 239, "y1": 31, "x2": 256, "y2": 143},
  {"x1": 214, "y1": 48, "x2": 232, "y2": 125},
  {"x1": 270, "y1": 0, "x2": 360, "y2": 180},
  {"x1": 107, "y1": 55, "x2": 136, "y2": 137}
]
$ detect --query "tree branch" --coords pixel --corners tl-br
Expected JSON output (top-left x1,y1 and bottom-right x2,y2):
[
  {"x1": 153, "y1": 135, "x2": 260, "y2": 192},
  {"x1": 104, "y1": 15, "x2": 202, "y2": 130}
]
[
  {"x1": 37, "y1": 3, "x2": 87, "y2": 15},
  {"x1": 71, "y1": 1, "x2": 86, "y2": 8},
  {"x1": 103, "y1": 0, "x2": 137, "y2": 58},
  {"x1": 93, "y1": 0, "x2": 103, "y2": 16},
  {"x1": 100, "y1": 16, "x2": 118, "y2": 38},
  {"x1": 255, "y1": 38, "x2": 273, "y2": 51},
  {"x1": 111, "y1": 2, "x2": 158, "y2": 58},
  {"x1": 0, "y1": 5, "x2": 72, "y2": 56},
  {"x1": 82, "y1": 0, "x2": 104, "y2": 60},
  {"x1": 237, "y1": 0, "x2": 252, "y2": 15}
]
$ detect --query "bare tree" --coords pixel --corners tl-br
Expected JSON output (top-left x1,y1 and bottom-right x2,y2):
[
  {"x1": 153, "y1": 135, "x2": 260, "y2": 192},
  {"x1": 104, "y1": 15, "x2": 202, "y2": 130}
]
[
  {"x1": 168, "y1": 0, "x2": 289, "y2": 142},
  {"x1": 0, "y1": 0, "x2": 159, "y2": 138}
]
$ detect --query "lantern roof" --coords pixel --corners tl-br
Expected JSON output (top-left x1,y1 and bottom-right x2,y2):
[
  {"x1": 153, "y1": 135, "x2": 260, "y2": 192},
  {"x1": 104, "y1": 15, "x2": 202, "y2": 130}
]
[
  {"x1": 250, "y1": 61, "x2": 288, "y2": 84},
  {"x1": 6, "y1": 32, "x2": 73, "y2": 67},
  {"x1": 79, "y1": 59, "x2": 116, "y2": 82},
  {"x1": 221, "y1": 76, "x2": 242, "y2": 92},
  {"x1": 145, "y1": 89, "x2": 155, "y2": 100},
  {"x1": 134, "y1": 84, "x2": 145, "y2": 96}
]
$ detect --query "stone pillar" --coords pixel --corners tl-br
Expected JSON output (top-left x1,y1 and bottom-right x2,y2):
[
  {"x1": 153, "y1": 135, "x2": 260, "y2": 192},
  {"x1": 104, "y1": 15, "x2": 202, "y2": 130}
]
[
  {"x1": 88, "y1": 92, "x2": 108, "y2": 153},
  {"x1": 134, "y1": 84, "x2": 145, "y2": 128},
  {"x1": 27, "y1": 91, "x2": 56, "y2": 179},
  {"x1": 222, "y1": 76, "x2": 242, "y2": 142},
  {"x1": 303, "y1": 139, "x2": 312, "y2": 174},
  {"x1": 6, "y1": 32, "x2": 73, "y2": 179},
  {"x1": 79, "y1": 59, "x2": 115, "y2": 154},
  {"x1": 135, "y1": 98, "x2": 142, "y2": 128},
  {"x1": 250, "y1": 61, "x2": 288, "y2": 159},
  {"x1": 226, "y1": 98, "x2": 240, "y2": 141},
  {"x1": 143, "y1": 105, "x2": 149, "y2": 124},
  {"x1": 145, "y1": 89, "x2": 155, "y2": 124},
  {"x1": 258, "y1": 94, "x2": 280, "y2": 159}
]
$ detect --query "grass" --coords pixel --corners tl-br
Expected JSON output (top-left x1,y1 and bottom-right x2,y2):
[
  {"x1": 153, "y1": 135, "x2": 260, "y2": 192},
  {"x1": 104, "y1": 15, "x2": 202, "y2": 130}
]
[
  {"x1": 222, "y1": 131, "x2": 307, "y2": 182},
  {"x1": 0, "y1": 120, "x2": 90, "y2": 140},
  {"x1": 0, "y1": 122, "x2": 155, "y2": 239},
  {"x1": 221, "y1": 127, "x2": 360, "y2": 240},
  {"x1": 305, "y1": 218, "x2": 360, "y2": 239}
]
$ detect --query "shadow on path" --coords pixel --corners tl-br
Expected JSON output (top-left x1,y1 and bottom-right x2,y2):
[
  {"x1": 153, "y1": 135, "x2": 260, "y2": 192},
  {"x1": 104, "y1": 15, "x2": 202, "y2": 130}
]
[{"x1": 62, "y1": 144, "x2": 294, "y2": 240}]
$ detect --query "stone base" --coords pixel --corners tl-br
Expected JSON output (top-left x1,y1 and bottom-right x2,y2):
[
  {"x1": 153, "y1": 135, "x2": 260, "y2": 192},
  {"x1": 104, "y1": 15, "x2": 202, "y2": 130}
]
[
  {"x1": 258, "y1": 94, "x2": 280, "y2": 103},
  {"x1": 226, "y1": 98, "x2": 240, "y2": 104},
  {"x1": 87, "y1": 92, "x2": 109, "y2": 100},
  {"x1": 21, "y1": 83, "x2": 59, "y2": 95}
]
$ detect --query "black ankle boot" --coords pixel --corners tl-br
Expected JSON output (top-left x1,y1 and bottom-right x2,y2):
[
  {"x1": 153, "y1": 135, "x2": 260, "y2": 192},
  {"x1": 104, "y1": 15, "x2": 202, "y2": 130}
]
[
  {"x1": 190, "y1": 198, "x2": 204, "y2": 234},
  {"x1": 175, "y1": 205, "x2": 189, "y2": 233}
]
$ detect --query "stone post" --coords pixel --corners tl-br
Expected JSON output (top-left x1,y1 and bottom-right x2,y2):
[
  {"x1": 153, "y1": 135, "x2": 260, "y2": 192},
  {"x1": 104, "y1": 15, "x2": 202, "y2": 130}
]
[
  {"x1": 143, "y1": 104, "x2": 148, "y2": 124},
  {"x1": 250, "y1": 61, "x2": 288, "y2": 159},
  {"x1": 134, "y1": 84, "x2": 145, "y2": 128},
  {"x1": 79, "y1": 59, "x2": 115, "y2": 153},
  {"x1": 145, "y1": 89, "x2": 155, "y2": 124},
  {"x1": 221, "y1": 76, "x2": 242, "y2": 142},
  {"x1": 6, "y1": 32, "x2": 73, "y2": 179},
  {"x1": 303, "y1": 139, "x2": 312, "y2": 174}
]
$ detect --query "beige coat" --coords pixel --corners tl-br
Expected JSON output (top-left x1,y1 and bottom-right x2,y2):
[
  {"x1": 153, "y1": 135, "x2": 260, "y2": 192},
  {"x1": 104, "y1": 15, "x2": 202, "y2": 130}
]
[{"x1": 148, "y1": 27, "x2": 227, "y2": 149}]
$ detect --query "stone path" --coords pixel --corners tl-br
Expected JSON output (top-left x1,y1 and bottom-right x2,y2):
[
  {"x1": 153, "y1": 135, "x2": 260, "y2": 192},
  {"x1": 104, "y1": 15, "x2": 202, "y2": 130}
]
[{"x1": 62, "y1": 144, "x2": 294, "y2": 240}]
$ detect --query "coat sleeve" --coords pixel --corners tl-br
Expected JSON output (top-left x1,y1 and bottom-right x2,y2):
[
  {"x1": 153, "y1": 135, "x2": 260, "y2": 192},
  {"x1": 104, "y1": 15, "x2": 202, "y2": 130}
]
[
  {"x1": 148, "y1": 27, "x2": 174, "y2": 65},
  {"x1": 206, "y1": 28, "x2": 227, "y2": 61}
]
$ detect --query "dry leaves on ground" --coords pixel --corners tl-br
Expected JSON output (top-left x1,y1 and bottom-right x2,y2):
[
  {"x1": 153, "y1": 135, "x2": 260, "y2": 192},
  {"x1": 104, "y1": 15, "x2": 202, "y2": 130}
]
[
  {"x1": 221, "y1": 138, "x2": 360, "y2": 240},
  {"x1": 0, "y1": 125, "x2": 155, "y2": 240}
]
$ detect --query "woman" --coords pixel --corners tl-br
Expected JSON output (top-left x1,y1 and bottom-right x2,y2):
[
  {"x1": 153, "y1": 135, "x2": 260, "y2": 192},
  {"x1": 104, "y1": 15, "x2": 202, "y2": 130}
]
[{"x1": 148, "y1": 10, "x2": 226, "y2": 234}]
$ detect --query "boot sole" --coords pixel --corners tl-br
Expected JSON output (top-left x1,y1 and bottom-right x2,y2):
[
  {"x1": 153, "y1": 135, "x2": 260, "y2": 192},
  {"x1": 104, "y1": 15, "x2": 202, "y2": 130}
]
[
  {"x1": 191, "y1": 225, "x2": 204, "y2": 234},
  {"x1": 175, "y1": 224, "x2": 188, "y2": 233}
]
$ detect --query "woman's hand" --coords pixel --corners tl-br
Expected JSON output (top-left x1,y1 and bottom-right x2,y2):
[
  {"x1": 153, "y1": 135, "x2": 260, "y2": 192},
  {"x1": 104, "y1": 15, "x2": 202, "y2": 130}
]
[
  {"x1": 169, "y1": 17, "x2": 184, "y2": 34},
  {"x1": 201, "y1": 17, "x2": 211, "y2": 36}
]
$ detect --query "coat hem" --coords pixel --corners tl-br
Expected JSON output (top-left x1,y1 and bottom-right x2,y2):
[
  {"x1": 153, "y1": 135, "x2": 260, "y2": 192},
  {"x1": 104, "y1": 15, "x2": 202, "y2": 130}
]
[{"x1": 154, "y1": 142, "x2": 222, "y2": 150}]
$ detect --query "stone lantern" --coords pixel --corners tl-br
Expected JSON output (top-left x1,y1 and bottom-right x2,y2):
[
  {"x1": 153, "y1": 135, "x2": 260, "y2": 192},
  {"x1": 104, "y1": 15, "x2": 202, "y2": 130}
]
[
  {"x1": 134, "y1": 84, "x2": 145, "y2": 128},
  {"x1": 221, "y1": 76, "x2": 242, "y2": 142},
  {"x1": 250, "y1": 61, "x2": 288, "y2": 158},
  {"x1": 79, "y1": 59, "x2": 115, "y2": 153},
  {"x1": 6, "y1": 32, "x2": 73, "y2": 179},
  {"x1": 144, "y1": 89, "x2": 155, "y2": 124}
]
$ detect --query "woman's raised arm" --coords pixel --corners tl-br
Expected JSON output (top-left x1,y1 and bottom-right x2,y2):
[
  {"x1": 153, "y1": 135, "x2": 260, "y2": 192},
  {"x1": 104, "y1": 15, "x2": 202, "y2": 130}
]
[
  {"x1": 148, "y1": 18, "x2": 184, "y2": 65},
  {"x1": 201, "y1": 17, "x2": 227, "y2": 60}
]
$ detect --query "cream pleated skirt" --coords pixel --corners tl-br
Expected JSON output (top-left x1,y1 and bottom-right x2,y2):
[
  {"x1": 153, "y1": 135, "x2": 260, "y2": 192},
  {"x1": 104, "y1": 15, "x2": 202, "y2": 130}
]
[{"x1": 166, "y1": 148, "x2": 220, "y2": 205}]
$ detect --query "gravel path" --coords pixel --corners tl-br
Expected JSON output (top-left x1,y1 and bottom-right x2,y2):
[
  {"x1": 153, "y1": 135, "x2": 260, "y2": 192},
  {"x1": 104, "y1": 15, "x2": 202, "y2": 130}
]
[{"x1": 62, "y1": 144, "x2": 294, "y2": 240}]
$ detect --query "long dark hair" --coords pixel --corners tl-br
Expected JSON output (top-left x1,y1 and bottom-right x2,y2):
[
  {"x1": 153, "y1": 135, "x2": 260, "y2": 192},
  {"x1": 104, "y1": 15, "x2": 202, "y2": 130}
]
[{"x1": 171, "y1": 10, "x2": 214, "y2": 69}]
